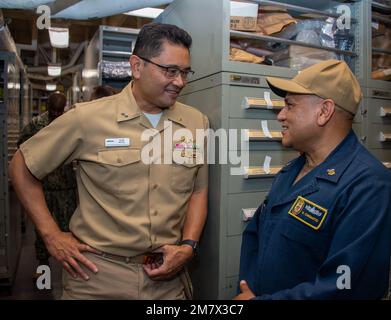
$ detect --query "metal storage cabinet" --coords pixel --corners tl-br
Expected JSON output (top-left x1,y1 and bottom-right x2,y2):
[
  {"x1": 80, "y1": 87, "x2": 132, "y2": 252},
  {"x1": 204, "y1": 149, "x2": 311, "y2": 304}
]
[
  {"x1": 362, "y1": 87, "x2": 391, "y2": 168},
  {"x1": 83, "y1": 26, "x2": 139, "y2": 100},
  {"x1": 363, "y1": 1, "x2": 391, "y2": 176},
  {"x1": 0, "y1": 52, "x2": 23, "y2": 287},
  {"x1": 159, "y1": 0, "x2": 369, "y2": 299}
]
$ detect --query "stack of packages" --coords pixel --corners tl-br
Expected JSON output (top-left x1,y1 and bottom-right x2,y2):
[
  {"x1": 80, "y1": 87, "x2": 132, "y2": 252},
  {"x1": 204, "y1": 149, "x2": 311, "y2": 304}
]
[
  {"x1": 371, "y1": 15, "x2": 391, "y2": 81},
  {"x1": 101, "y1": 60, "x2": 131, "y2": 79},
  {"x1": 230, "y1": 1, "x2": 354, "y2": 69}
]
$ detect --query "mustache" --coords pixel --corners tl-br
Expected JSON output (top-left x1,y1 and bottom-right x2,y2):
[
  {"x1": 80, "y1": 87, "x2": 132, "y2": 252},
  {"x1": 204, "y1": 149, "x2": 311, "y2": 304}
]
[{"x1": 165, "y1": 85, "x2": 182, "y2": 93}]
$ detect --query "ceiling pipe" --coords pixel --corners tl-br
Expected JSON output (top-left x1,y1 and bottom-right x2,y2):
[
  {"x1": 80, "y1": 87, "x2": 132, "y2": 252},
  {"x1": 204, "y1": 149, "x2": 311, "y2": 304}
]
[
  {"x1": 0, "y1": 9, "x2": 27, "y2": 70},
  {"x1": 53, "y1": 0, "x2": 172, "y2": 20},
  {"x1": 28, "y1": 63, "x2": 83, "y2": 81},
  {"x1": 30, "y1": 83, "x2": 48, "y2": 91},
  {"x1": 27, "y1": 40, "x2": 86, "y2": 73},
  {"x1": 52, "y1": 47, "x2": 57, "y2": 64},
  {"x1": 39, "y1": 46, "x2": 51, "y2": 64}
]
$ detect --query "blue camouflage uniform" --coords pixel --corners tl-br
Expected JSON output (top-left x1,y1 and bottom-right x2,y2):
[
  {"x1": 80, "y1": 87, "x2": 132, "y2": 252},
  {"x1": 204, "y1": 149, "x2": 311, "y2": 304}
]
[{"x1": 239, "y1": 130, "x2": 391, "y2": 299}]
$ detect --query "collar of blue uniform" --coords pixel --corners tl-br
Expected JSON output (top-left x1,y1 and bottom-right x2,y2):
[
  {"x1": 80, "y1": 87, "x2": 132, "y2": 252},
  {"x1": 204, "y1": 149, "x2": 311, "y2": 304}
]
[
  {"x1": 280, "y1": 130, "x2": 358, "y2": 184},
  {"x1": 115, "y1": 82, "x2": 188, "y2": 128}
]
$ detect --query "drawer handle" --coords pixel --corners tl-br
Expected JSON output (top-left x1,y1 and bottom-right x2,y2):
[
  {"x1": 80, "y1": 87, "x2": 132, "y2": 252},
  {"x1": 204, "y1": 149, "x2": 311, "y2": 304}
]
[
  {"x1": 242, "y1": 97, "x2": 284, "y2": 110},
  {"x1": 383, "y1": 162, "x2": 391, "y2": 170},
  {"x1": 380, "y1": 107, "x2": 391, "y2": 117},
  {"x1": 242, "y1": 208, "x2": 257, "y2": 221},
  {"x1": 243, "y1": 166, "x2": 282, "y2": 179},
  {"x1": 244, "y1": 129, "x2": 283, "y2": 141},
  {"x1": 380, "y1": 132, "x2": 391, "y2": 142}
]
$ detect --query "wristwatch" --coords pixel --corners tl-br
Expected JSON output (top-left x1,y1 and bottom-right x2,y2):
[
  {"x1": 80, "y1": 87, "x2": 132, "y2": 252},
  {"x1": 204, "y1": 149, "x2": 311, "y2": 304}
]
[{"x1": 180, "y1": 239, "x2": 199, "y2": 256}]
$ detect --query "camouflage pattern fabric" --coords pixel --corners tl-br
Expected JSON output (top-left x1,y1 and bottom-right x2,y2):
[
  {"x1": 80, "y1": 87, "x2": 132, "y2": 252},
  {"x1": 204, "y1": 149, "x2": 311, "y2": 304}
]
[{"x1": 18, "y1": 112, "x2": 78, "y2": 262}]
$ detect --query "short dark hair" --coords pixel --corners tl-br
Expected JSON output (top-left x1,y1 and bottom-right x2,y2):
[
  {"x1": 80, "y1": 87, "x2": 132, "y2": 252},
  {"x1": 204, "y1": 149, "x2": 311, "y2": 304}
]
[
  {"x1": 90, "y1": 85, "x2": 118, "y2": 101},
  {"x1": 47, "y1": 91, "x2": 66, "y2": 111},
  {"x1": 133, "y1": 23, "x2": 192, "y2": 59}
]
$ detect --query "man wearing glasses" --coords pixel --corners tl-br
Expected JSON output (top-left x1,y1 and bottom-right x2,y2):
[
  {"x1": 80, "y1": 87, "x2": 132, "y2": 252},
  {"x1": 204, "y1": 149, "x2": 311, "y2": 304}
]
[{"x1": 10, "y1": 23, "x2": 208, "y2": 299}]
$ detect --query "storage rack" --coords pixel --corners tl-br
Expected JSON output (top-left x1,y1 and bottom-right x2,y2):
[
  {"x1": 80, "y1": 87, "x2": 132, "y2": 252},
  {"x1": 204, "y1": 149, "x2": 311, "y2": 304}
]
[
  {"x1": 82, "y1": 25, "x2": 139, "y2": 100},
  {"x1": 361, "y1": 1, "x2": 391, "y2": 173},
  {"x1": 0, "y1": 51, "x2": 26, "y2": 287}
]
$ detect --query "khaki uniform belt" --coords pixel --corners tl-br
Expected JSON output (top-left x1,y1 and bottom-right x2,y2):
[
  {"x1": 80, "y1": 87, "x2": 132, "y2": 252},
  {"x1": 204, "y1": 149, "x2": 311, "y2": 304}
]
[{"x1": 98, "y1": 251, "x2": 148, "y2": 264}]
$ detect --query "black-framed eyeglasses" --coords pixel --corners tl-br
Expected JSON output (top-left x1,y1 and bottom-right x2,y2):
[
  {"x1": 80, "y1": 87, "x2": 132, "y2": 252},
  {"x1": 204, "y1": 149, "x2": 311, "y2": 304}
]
[{"x1": 137, "y1": 55, "x2": 195, "y2": 81}]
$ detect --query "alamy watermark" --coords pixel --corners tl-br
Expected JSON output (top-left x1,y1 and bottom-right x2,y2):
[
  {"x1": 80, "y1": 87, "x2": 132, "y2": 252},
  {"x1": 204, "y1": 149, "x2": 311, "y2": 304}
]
[
  {"x1": 138, "y1": 121, "x2": 251, "y2": 175},
  {"x1": 336, "y1": 5, "x2": 352, "y2": 30},
  {"x1": 336, "y1": 265, "x2": 351, "y2": 290},
  {"x1": 36, "y1": 265, "x2": 51, "y2": 290},
  {"x1": 36, "y1": 5, "x2": 51, "y2": 30}
]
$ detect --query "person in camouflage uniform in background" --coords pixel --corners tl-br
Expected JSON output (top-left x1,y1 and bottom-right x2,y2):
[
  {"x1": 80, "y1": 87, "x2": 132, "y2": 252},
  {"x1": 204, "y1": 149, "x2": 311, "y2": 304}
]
[{"x1": 17, "y1": 92, "x2": 77, "y2": 271}]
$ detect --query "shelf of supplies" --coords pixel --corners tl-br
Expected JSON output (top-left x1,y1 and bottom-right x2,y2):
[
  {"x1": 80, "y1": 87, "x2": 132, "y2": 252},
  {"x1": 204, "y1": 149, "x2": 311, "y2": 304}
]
[
  {"x1": 245, "y1": 129, "x2": 282, "y2": 141},
  {"x1": 383, "y1": 162, "x2": 391, "y2": 169},
  {"x1": 242, "y1": 97, "x2": 284, "y2": 110},
  {"x1": 247, "y1": 0, "x2": 356, "y2": 22},
  {"x1": 373, "y1": 48, "x2": 391, "y2": 55},
  {"x1": 372, "y1": 13, "x2": 391, "y2": 25},
  {"x1": 380, "y1": 107, "x2": 391, "y2": 117},
  {"x1": 102, "y1": 50, "x2": 132, "y2": 57},
  {"x1": 230, "y1": 31, "x2": 357, "y2": 57},
  {"x1": 243, "y1": 166, "x2": 282, "y2": 179}
]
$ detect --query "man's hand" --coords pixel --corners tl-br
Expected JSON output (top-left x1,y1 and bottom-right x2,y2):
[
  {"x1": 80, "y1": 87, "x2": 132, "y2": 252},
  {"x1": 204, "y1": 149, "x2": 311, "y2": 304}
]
[
  {"x1": 233, "y1": 280, "x2": 256, "y2": 300},
  {"x1": 143, "y1": 244, "x2": 193, "y2": 280},
  {"x1": 44, "y1": 231, "x2": 101, "y2": 280}
]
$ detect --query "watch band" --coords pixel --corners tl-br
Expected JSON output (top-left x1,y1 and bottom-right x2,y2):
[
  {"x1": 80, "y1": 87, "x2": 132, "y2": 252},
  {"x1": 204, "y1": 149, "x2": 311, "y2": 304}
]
[{"x1": 180, "y1": 239, "x2": 199, "y2": 256}]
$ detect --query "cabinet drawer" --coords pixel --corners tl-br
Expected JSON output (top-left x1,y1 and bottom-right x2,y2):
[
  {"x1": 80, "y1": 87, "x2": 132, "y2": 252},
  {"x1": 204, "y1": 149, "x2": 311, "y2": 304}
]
[
  {"x1": 227, "y1": 192, "x2": 267, "y2": 236},
  {"x1": 228, "y1": 150, "x2": 297, "y2": 194},
  {"x1": 229, "y1": 86, "x2": 284, "y2": 120},
  {"x1": 368, "y1": 148, "x2": 391, "y2": 165},
  {"x1": 226, "y1": 235, "x2": 242, "y2": 277},
  {"x1": 367, "y1": 124, "x2": 391, "y2": 149},
  {"x1": 228, "y1": 118, "x2": 285, "y2": 151},
  {"x1": 366, "y1": 98, "x2": 391, "y2": 124},
  {"x1": 352, "y1": 123, "x2": 364, "y2": 140}
]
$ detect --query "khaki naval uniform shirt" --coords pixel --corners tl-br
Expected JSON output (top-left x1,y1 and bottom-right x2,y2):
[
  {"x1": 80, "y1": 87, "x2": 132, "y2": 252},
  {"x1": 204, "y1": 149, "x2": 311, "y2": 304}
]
[{"x1": 20, "y1": 83, "x2": 208, "y2": 257}]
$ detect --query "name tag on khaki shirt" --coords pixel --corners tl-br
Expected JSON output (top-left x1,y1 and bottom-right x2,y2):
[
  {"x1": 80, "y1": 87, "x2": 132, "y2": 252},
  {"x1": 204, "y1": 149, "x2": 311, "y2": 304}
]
[{"x1": 105, "y1": 138, "x2": 130, "y2": 147}]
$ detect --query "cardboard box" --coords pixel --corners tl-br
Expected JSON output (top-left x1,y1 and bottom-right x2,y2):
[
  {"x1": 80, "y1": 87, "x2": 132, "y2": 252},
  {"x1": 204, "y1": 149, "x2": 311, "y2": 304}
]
[{"x1": 230, "y1": 1, "x2": 258, "y2": 32}]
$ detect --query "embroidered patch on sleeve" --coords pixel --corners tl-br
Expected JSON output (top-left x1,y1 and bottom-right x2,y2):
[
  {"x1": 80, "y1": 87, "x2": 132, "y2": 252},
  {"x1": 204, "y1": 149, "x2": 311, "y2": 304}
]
[{"x1": 288, "y1": 196, "x2": 328, "y2": 230}]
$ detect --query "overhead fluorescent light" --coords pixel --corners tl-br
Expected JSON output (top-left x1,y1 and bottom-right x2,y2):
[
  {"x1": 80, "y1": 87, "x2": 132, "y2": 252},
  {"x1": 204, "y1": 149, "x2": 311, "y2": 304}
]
[
  {"x1": 48, "y1": 27, "x2": 69, "y2": 48},
  {"x1": 123, "y1": 7, "x2": 164, "y2": 19},
  {"x1": 48, "y1": 64, "x2": 62, "y2": 76},
  {"x1": 46, "y1": 83, "x2": 57, "y2": 91}
]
